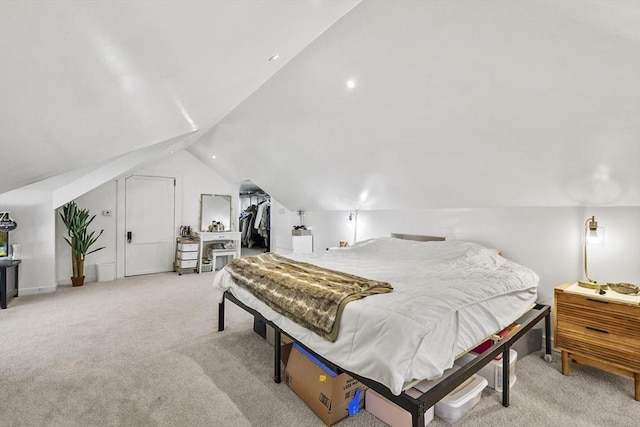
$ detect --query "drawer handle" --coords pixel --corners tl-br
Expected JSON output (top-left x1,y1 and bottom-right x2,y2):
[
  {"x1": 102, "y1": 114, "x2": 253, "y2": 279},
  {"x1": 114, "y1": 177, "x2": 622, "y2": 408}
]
[
  {"x1": 585, "y1": 326, "x2": 609, "y2": 334},
  {"x1": 586, "y1": 298, "x2": 609, "y2": 304}
]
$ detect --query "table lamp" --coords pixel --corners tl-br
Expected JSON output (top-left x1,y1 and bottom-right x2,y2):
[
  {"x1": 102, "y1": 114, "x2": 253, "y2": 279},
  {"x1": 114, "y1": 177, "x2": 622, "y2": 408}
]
[{"x1": 578, "y1": 215, "x2": 607, "y2": 290}]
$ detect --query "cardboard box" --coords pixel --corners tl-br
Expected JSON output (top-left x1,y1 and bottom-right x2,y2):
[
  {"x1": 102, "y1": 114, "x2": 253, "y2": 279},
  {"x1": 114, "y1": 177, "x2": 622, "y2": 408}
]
[
  {"x1": 365, "y1": 388, "x2": 433, "y2": 427},
  {"x1": 284, "y1": 343, "x2": 366, "y2": 425},
  {"x1": 281, "y1": 338, "x2": 293, "y2": 366}
]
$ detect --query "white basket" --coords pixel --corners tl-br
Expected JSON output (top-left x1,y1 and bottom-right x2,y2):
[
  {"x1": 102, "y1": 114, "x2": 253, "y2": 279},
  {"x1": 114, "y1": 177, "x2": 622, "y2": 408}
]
[{"x1": 201, "y1": 263, "x2": 213, "y2": 272}]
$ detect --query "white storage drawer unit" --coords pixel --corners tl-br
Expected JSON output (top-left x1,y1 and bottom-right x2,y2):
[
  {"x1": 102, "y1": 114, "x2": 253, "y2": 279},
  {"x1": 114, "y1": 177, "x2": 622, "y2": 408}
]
[{"x1": 175, "y1": 237, "x2": 200, "y2": 274}]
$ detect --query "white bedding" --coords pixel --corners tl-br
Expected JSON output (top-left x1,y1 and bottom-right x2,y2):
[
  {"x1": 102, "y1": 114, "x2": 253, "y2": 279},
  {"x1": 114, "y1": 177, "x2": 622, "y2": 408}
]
[{"x1": 212, "y1": 237, "x2": 538, "y2": 395}]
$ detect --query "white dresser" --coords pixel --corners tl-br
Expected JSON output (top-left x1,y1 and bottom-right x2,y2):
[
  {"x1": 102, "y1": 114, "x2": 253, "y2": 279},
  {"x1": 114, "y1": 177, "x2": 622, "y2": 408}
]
[
  {"x1": 197, "y1": 231, "x2": 241, "y2": 273},
  {"x1": 292, "y1": 235, "x2": 313, "y2": 254}
]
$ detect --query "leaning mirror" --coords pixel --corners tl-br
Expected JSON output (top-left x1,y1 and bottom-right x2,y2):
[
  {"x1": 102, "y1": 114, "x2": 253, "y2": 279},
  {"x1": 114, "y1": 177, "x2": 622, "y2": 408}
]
[{"x1": 200, "y1": 194, "x2": 232, "y2": 232}]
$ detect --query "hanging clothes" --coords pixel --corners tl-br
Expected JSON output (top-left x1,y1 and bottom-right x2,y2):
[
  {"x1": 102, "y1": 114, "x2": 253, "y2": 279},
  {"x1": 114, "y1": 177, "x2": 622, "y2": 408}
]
[{"x1": 239, "y1": 192, "x2": 270, "y2": 249}]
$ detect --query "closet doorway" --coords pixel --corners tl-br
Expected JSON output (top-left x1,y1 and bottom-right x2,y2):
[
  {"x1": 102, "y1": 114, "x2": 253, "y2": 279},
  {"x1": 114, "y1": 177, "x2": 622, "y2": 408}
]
[{"x1": 238, "y1": 180, "x2": 270, "y2": 256}]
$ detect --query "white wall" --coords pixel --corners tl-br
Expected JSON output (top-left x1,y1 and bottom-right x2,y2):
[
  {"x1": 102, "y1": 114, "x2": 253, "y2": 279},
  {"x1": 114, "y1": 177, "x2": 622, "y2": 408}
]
[
  {"x1": 55, "y1": 181, "x2": 117, "y2": 284},
  {"x1": 54, "y1": 150, "x2": 238, "y2": 283},
  {"x1": 1, "y1": 135, "x2": 195, "y2": 293},
  {"x1": 303, "y1": 206, "x2": 640, "y2": 307},
  {"x1": 270, "y1": 199, "x2": 299, "y2": 255},
  {"x1": 6, "y1": 155, "x2": 639, "y2": 309},
  {"x1": 0, "y1": 189, "x2": 56, "y2": 294}
]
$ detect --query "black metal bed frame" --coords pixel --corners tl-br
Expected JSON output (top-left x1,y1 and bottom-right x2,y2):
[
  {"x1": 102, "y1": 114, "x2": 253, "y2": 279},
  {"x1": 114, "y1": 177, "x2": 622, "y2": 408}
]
[{"x1": 219, "y1": 290, "x2": 552, "y2": 427}]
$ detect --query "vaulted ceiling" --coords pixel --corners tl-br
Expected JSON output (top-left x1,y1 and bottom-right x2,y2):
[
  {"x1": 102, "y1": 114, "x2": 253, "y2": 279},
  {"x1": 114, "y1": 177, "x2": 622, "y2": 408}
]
[
  {"x1": 2, "y1": 1, "x2": 639, "y2": 211},
  {"x1": 0, "y1": 0, "x2": 359, "y2": 193}
]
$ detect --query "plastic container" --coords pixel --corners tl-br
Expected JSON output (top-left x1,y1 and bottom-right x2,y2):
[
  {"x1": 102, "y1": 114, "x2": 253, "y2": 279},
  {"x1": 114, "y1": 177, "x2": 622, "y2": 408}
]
[
  {"x1": 96, "y1": 262, "x2": 116, "y2": 282},
  {"x1": 455, "y1": 349, "x2": 517, "y2": 392},
  {"x1": 365, "y1": 388, "x2": 434, "y2": 426},
  {"x1": 434, "y1": 374, "x2": 487, "y2": 423}
]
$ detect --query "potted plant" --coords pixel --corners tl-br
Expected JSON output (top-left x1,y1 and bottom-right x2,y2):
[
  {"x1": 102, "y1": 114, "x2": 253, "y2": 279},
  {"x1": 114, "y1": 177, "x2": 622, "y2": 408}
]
[{"x1": 60, "y1": 201, "x2": 105, "y2": 286}]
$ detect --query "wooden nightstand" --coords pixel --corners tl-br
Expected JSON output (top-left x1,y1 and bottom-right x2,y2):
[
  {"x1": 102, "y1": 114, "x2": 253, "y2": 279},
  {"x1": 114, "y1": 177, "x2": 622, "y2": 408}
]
[{"x1": 554, "y1": 282, "x2": 640, "y2": 401}]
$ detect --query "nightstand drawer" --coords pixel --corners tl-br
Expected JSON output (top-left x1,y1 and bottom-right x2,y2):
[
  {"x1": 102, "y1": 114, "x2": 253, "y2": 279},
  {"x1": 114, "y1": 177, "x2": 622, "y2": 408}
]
[
  {"x1": 556, "y1": 294, "x2": 640, "y2": 333},
  {"x1": 556, "y1": 328, "x2": 640, "y2": 371},
  {"x1": 556, "y1": 319, "x2": 640, "y2": 351},
  {"x1": 556, "y1": 292, "x2": 638, "y2": 318},
  {"x1": 556, "y1": 307, "x2": 640, "y2": 340}
]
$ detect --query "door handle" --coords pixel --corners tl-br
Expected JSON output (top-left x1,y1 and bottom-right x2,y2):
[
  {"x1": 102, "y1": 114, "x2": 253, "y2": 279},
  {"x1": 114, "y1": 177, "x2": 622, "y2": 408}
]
[{"x1": 127, "y1": 231, "x2": 132, "y2": 243}]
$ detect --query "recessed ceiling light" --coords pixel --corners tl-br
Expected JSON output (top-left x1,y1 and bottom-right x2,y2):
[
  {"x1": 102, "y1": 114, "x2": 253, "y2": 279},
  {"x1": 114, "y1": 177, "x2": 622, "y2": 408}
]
[
  {"x1": 211, "y1": 155, "x2": 217, "y2": 159},
  {"x1": 346, "y1": 79, "x2": 356, "y2": 89},
  {"x1": 169, "y1": 150, "x2": 175, "y2": 154},
  {"x1": 268, "y1": 54, "x2": 280, "y2": 61}
]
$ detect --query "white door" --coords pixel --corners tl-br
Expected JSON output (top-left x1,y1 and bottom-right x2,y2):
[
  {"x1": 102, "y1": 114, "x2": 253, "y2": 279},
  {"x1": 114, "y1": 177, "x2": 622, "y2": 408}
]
[{"x1": 125, "y1": 175, "x2": 176, "y2": 276}]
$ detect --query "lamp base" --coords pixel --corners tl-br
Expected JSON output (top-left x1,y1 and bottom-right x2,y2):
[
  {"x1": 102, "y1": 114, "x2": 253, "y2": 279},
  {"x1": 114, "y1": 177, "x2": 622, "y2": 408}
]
[{"x1": 577, "y1": 280, "x2": 608, "y2": 291}]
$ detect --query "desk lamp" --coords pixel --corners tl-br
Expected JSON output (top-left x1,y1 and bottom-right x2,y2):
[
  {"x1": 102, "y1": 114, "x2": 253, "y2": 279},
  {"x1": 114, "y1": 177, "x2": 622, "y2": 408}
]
[{"x1": 578, "y1": 216, "x2": 607, "y2": 290}]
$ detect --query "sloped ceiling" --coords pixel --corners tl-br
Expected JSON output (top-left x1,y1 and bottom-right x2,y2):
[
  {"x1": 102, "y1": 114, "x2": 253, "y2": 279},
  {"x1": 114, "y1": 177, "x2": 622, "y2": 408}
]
[
  {"x1": 2, "y1": 1, "x2": 639, "y2": 211},
  {"x1": 190, "y1": 0, "x2": 640, "y2": 210},
  {"x1": 0, "y1": 0, "x2": 359, "y2": 193}
]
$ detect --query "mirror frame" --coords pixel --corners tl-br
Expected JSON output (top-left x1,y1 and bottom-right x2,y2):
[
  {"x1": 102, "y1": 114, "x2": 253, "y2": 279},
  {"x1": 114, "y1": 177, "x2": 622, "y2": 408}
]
[{"x1": 200, "y1": 194, "x2": 232, "y2": 232}]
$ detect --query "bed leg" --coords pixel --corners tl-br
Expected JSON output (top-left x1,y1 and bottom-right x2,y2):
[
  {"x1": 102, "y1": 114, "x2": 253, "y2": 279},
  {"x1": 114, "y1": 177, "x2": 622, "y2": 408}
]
[
  {"x1": 502, "y1": 347, "x2": 510, "y2": 407},
  {"x1": 218, "y1": 300, "x2": 225, "y2": 332},
  {"x1": 543, "y1": 309, "x2": 555, "y2": 362},
  {"x1": 274, "y1": 328, "x2": 282, "y2": 383},
  {"x1": 412, "y1": 412, "x2": 424, "y2": 427}
]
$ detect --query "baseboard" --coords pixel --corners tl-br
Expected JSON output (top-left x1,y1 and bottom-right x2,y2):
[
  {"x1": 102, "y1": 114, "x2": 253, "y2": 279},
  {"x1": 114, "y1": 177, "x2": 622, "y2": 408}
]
[
  {"x1": 57, "y1": 274, "x2": 98, "y2": 286},
  {"x1": 19, "y1": 285, "x2": 58, "y2": 296}
]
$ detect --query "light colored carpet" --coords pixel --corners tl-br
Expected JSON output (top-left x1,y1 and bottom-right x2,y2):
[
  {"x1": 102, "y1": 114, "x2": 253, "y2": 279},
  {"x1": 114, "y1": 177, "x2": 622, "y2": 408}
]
[{"x1": 1, "y1": 272, "x2": 637, "y2": 426}]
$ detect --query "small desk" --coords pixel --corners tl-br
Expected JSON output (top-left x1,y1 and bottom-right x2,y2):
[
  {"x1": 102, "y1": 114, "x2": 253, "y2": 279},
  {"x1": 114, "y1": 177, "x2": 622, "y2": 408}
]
[
  {"x1": 197, "y1": 232, "x2": 241, "y2": 273},
  {"x1": 0, "y1": 259, "x2": 21, "y2": 309}
]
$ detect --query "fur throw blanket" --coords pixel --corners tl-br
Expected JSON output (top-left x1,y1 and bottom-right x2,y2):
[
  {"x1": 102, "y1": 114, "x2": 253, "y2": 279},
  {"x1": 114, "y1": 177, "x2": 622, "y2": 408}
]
[{"x1": 225, "y1": 253, "x2": 393, "y2": 341}]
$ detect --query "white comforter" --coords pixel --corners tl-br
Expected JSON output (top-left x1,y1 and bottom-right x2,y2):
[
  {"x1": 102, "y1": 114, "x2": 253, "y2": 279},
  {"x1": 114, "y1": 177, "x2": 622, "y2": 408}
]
[{"x1": 212, "y1": 237, "x2": 538, "y2": 395}]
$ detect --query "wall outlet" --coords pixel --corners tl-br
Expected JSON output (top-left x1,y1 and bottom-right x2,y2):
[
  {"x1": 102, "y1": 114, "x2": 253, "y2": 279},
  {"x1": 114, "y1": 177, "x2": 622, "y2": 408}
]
[{"x1": 102, "y1": 210, "x2": 112, "y2": 216}]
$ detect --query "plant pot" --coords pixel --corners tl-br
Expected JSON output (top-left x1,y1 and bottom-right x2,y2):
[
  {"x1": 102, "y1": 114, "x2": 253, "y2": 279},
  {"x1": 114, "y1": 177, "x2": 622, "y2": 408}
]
[{"x1": 71, "y1": 276, "x2": 85, "y2": 287}]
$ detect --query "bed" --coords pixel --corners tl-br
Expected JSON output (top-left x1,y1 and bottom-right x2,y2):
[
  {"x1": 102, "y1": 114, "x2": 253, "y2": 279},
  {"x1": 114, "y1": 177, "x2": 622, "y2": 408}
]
[{"x1": 214, "y1": 236, "x2": 552, "y2": 426}]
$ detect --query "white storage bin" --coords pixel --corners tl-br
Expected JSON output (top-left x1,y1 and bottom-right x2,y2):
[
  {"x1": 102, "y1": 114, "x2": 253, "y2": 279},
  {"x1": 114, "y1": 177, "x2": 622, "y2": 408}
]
[
  {"x1": 365, "y1": 388, "x2": 433, "y2": 426},
  {"x1": 177, "y1": 243, "x2": 199, "y2": 252},
  {"x1": 178, "y1": 250, "x2": 198, "y2": 260},
  {"x1": 434, "y1": 374, "x2": 487, "y2": 423},
  {"x1": 176, "y1": 259, "x2": 197, "y2": 268},
  {"x1": 455, "y1": 349, "x2": 517, "y2": 392}
]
